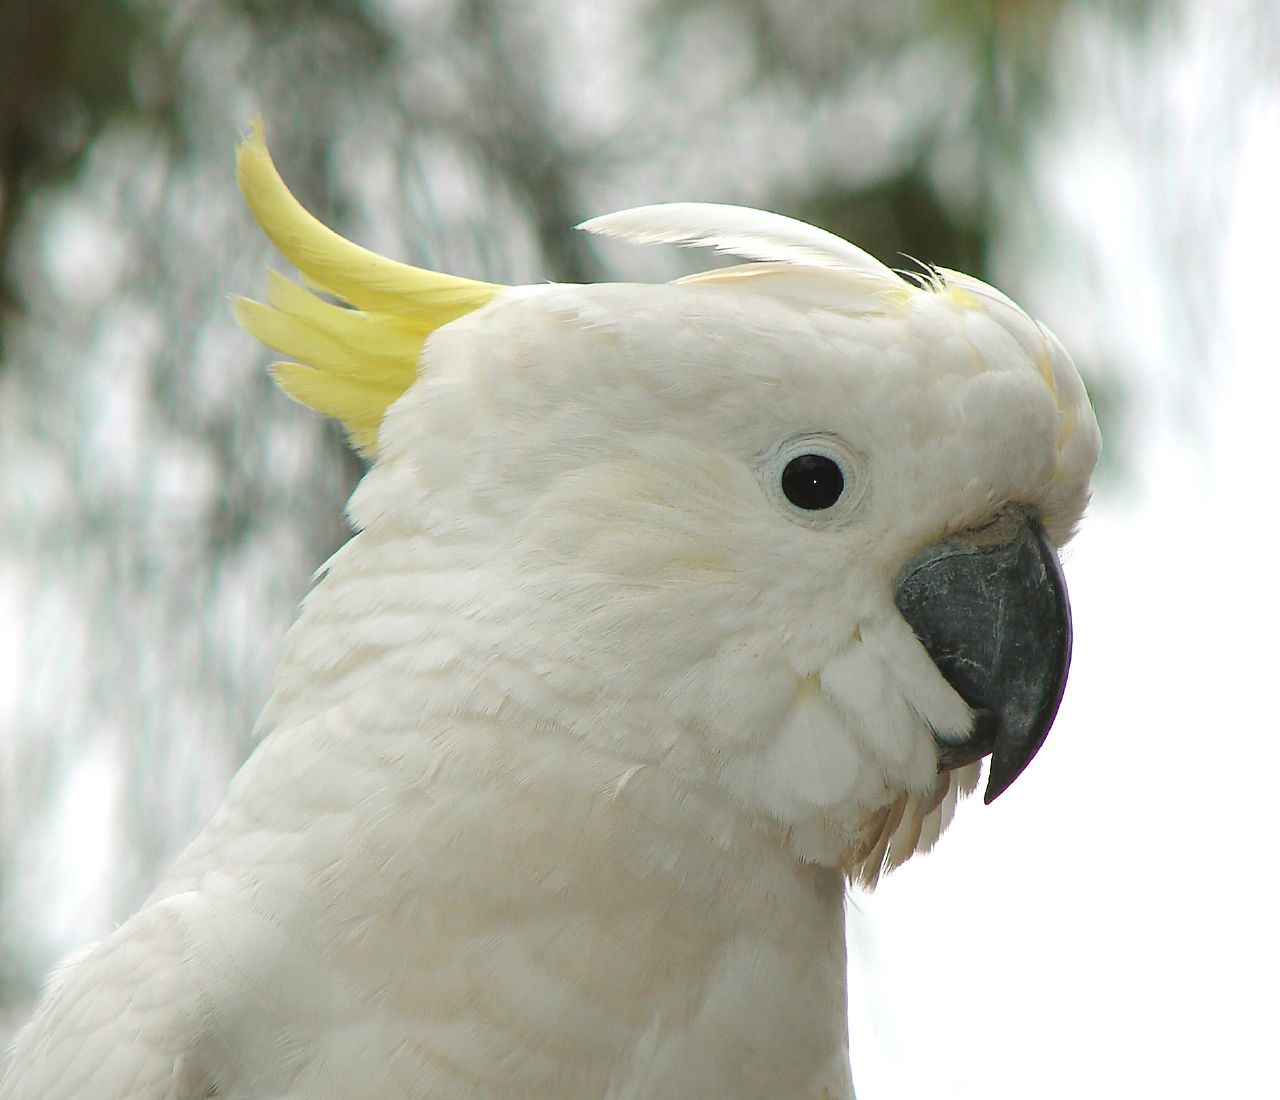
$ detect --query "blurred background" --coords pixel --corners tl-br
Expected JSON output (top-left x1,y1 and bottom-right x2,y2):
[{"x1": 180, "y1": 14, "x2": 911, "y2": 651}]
[{"x1": 0, "y1": 1, "x2": 1275, "y2": 1096}]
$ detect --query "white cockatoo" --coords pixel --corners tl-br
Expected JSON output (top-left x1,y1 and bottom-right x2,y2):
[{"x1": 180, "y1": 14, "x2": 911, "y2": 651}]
[{"x1": 1, "y1": 120, "x2": 1099, "y2": 1099}]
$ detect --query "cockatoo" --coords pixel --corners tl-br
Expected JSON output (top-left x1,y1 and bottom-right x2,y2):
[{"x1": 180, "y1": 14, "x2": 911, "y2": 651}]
[{"x1": 1, "y1": 120, "x2": 1099, "y2": 1099}]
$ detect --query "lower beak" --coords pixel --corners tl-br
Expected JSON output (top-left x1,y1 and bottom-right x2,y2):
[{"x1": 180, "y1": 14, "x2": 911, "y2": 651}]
[{"x1": 892, "y1": 510, "x2": 1073, "y2": 803}]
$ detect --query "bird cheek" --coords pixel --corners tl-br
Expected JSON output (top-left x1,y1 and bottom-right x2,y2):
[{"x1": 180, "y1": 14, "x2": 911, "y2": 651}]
[
  {"x1": 818, "y1": 644, "x2": 929, "y2": 777},
  {"x1": 667, "y1": 645, "x2": 796, "y2": 749},
  {"x1": 719, "y1": 689, "x2": 872, "y2": 825}
]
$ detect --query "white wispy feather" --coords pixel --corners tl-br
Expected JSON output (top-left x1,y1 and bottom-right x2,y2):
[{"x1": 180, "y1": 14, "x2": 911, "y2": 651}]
[{"x1": 578, "y1": 202, "x2": 905, "y2": 283}]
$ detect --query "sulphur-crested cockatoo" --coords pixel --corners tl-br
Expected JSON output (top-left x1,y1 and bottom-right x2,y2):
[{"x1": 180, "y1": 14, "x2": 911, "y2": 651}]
[{"x1": 1, "y1": 120, "x2": 1099, "y2": 1099}]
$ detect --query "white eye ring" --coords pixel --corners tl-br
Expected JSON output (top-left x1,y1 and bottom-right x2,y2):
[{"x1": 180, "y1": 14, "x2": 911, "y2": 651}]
[{"x1": 760, "y1": 433, "x2": 869, "y2": 527}]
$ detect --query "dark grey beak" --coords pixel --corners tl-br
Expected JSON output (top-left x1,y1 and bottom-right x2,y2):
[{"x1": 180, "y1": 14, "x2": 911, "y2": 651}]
[{"x1": 893, "y1": 511, "x2": 1072, "y2": 804}]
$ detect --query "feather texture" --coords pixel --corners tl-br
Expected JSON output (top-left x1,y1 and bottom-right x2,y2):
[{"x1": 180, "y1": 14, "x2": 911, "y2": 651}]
[
  {"x1": 578, "y1": 202, "x2": 905, "y2": 283},
  {"x1": 235, "y1": 118, "x2": 503, "y2": 455}
]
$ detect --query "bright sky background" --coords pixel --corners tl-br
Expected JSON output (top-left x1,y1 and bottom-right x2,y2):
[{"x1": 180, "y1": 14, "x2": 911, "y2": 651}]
[{"x1": 850, "y1": 10, "x2": 1279, "y2": 1096}]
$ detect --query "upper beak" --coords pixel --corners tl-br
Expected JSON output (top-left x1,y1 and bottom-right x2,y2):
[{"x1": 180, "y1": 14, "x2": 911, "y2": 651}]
[{"x1": 892, "y1": 510, "x2": 1073, "y2": 803}]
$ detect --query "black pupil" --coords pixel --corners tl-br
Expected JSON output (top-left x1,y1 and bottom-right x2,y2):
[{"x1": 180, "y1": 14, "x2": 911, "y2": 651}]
[{"x1": 781, "y1": 454, "x2": 844, "y2": 510}]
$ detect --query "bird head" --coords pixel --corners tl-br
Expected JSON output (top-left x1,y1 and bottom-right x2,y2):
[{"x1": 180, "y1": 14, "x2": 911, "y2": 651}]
[{"x1": 236, "y1": 122, "x2": 1099, "y2": 885}]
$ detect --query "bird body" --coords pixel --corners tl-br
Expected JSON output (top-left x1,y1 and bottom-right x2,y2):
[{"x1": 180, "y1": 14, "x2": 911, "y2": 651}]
[{"x1": 0, "y1": 122, "x2": 1098, "y2": 1098}]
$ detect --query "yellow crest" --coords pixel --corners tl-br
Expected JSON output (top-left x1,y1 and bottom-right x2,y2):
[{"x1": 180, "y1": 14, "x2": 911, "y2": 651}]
[{"x1": 234, "y1": 118, "x2": 502, "y2": 456}]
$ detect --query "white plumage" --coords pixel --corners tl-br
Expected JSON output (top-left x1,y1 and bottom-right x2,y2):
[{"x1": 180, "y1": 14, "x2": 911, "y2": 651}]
[
  {"x1": 0, "y1": 129, "x2": 1099, "y2": 1099},
  {"x1": 579, "y1": 201, "x2": 903, "y2": 280}
]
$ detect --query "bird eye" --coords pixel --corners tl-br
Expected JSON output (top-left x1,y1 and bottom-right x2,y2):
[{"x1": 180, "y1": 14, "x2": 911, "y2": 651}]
[
  {"x1": 781, "y1": 454, "x2": 844, "y2": 510},
  {"x1": 762, "y1": 434, "x2": 867, "y2": 526}
]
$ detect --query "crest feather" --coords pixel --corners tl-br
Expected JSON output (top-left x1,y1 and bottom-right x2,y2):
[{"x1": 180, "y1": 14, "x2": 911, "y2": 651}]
[
  {"x1": 578, "y1": 202, "x2": 905, "y2": 284},
  {"x1": 236, "y1": 117, "x2": 503, "y2": 457}
]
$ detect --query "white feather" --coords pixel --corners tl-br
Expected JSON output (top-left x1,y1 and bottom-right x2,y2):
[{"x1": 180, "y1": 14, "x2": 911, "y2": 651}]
[{"x1": 578, "y1": 202, "x2": 904, "y2": 284}]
